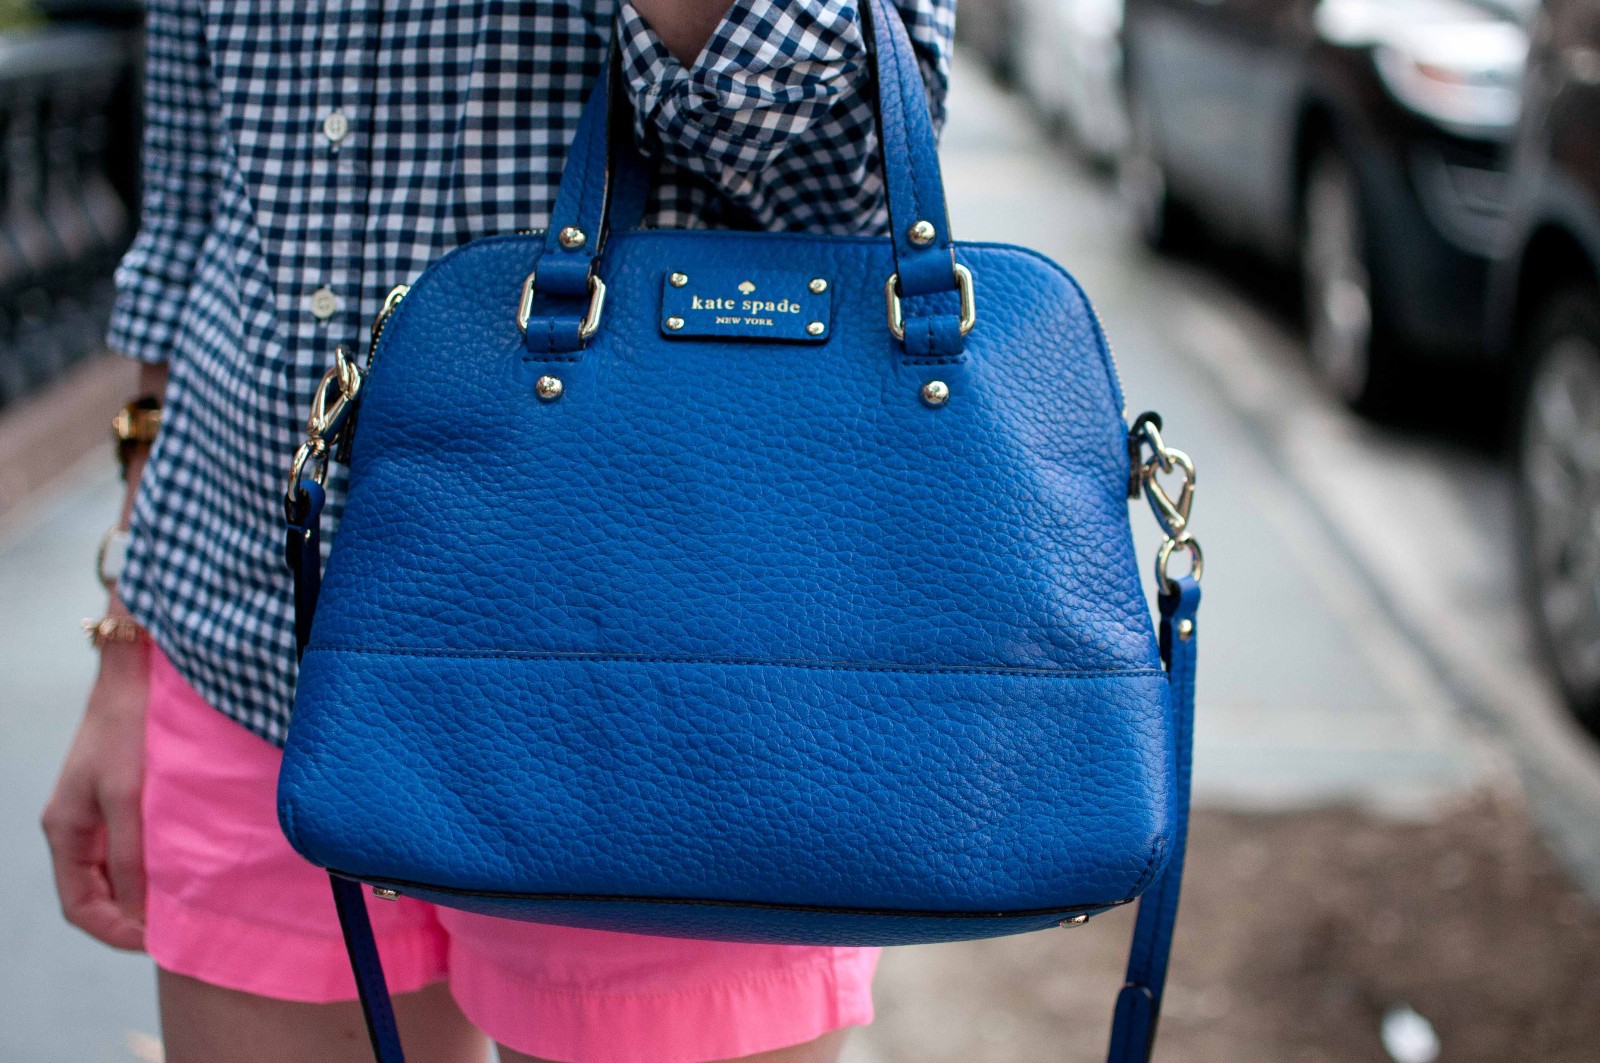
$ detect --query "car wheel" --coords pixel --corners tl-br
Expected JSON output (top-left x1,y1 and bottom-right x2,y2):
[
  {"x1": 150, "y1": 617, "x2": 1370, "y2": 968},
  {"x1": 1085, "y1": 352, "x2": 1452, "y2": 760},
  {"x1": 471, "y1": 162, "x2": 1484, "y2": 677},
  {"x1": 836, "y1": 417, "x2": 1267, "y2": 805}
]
[
  {"x1": 1301, "y1": 148, "x2": 1390, "y2": 409},
  {"x1": 1119, "y1": 91, "x2": 1187, "y2": 252},
  {"x1": 1515, "y1": 288, "x2": 1600, "y2": 730}
]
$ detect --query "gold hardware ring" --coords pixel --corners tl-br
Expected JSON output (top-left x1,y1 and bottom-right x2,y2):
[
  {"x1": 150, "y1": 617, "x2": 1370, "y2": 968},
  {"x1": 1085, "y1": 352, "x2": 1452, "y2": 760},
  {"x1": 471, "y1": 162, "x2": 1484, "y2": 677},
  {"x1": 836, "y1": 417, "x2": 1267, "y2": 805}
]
[
  {"x1": 284, "y1": 346, "x2": 363, "y2": 520},
  {"x1": 1140, "y1": 445, "x2": 1195, "y2": 543},
  {"x1": 885, "y1": 263, "x2": 976, "y2": 341},
  {"x1": 517, "y1": 271, "x2": 607, "y2": 342},
  {"x1": 1129, "y1": 413, "x2": 1205, "y2": 595},
  {"x1": 1156, "y1": 535, "x2": 1203, "y2": 596},
  {"x1": 285, "y1": 436, "x2": 329, "y2": 512}
]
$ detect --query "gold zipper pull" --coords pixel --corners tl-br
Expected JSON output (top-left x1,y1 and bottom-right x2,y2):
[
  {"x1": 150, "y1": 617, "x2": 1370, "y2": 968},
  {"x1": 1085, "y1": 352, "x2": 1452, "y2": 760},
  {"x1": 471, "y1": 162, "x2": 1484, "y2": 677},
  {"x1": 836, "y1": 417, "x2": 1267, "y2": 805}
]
[{"x1": 369, "y1": 284, "x2": 410, "y2": 351}]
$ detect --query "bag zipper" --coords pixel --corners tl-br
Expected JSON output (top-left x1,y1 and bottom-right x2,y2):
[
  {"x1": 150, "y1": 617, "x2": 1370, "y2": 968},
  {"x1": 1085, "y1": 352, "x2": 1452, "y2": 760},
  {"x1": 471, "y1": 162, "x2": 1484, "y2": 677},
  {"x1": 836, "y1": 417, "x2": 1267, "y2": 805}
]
[
  {"x1": 1084, "y1": 297, "x2": 1127, "y2": 418},
  {"x1": 365, "y1": 283, "x2": 410, "y2": 371}
]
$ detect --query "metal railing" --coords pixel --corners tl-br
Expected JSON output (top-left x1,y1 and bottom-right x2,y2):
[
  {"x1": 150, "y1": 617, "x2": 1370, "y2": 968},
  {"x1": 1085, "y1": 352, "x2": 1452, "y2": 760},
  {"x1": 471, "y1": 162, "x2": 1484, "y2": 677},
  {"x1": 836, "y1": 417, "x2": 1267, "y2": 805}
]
[{"x1": 0, "y1": 14, "x2": 140, "y2": 410}]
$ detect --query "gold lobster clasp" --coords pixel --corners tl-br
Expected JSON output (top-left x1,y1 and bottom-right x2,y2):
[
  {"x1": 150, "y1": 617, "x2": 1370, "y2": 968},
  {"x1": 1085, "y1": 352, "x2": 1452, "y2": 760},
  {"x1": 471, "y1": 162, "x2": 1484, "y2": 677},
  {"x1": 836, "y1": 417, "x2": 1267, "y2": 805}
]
[
  {"x1": 885, "y1": 263, "x2": 977, "y2": 341},
  {"x1": 1129, "y1": 413, "x2": 1203, "y2": 595},
  {"x1": 285, "y1": 345, "x2": 364, "y2": 521}
]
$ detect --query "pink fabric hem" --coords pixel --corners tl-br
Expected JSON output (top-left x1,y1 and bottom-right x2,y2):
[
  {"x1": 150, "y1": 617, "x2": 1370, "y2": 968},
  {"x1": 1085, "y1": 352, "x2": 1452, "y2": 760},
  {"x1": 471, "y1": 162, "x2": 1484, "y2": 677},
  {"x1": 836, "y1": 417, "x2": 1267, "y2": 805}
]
[
  {"x1": 146, "y1": 888, "x2": 448, "y2": 1003},
  {"x1": 448, "y1": 937, "x2": 878, "y2": 1063}
]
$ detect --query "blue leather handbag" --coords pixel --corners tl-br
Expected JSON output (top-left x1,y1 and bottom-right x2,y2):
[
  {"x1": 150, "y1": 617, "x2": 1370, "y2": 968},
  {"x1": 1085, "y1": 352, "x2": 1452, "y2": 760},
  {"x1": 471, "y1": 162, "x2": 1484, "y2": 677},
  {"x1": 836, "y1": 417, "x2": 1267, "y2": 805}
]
[{"x1": 279, "y1": 2, "x2": 1205, "y2": 1060}]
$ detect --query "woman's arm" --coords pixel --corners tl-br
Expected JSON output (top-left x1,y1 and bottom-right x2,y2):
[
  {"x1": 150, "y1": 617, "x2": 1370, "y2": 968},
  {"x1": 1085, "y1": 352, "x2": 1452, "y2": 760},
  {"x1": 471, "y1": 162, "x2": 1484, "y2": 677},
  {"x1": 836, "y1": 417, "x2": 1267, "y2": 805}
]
[
  {"x1": 629, "y1": 0, "x2": 735, "y2": 64},
  {"x1": 43, "y1": 0, "x2": 209, "y2": 953},
  {"x1": 42, "y1": 361, "x2": 167, "y2": 953}
]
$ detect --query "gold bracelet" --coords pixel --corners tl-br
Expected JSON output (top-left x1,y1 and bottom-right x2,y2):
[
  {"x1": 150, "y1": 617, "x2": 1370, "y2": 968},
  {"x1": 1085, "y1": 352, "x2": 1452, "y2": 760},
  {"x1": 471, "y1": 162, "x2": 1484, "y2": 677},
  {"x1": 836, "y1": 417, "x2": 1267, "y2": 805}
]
[{"x1": 81, "y1": 616, "x2": 149, "y2": 649}]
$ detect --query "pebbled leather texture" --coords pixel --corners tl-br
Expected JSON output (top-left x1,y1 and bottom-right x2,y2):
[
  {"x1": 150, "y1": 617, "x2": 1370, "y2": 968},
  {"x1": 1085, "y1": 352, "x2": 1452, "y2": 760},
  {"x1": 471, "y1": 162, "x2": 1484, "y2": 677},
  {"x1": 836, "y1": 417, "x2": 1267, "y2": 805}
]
[{"x1": 278, "y1": 224, "x2": 1174, "y2": 941}]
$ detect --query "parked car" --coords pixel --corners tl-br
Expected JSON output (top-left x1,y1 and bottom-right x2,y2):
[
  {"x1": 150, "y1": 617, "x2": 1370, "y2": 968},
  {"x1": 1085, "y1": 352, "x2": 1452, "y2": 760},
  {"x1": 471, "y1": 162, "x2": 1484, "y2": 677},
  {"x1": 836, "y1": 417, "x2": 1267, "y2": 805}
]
[
  {"x1": 1122, "y1": 0, "x2": 1533, "y2": 409},
  {"x1": 955, "y1": 0, "x2": 1021, "y2": 83},
  {"x1": 1013, "y1": 0, "x2": 1130, "y2": 164},
  {"x1": 1491, "y1": 0, "x2": 1600, "y2": 730}
]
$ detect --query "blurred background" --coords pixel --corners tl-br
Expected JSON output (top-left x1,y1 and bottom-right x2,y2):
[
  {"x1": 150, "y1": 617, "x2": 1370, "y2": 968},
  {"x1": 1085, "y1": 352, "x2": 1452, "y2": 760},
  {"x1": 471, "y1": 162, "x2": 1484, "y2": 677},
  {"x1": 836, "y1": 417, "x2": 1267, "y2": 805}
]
[{"x1": 1, "y1": 0, "x2": 1598, "y2": 1060}]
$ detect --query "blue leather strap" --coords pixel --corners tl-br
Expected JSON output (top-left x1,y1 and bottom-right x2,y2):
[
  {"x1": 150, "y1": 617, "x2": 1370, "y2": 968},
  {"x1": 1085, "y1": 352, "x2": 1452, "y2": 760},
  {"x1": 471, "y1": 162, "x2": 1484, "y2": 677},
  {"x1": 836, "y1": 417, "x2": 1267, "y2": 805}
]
[
  {"x1": 1107, "y1": 574, "x2": 1199, "y2": 1063},
  {"x1": 287, "y1": 483, "x2": 408, "y2": 1063},
  {"x1": 857, "y1": 0, "x2": 954, "y2": 298},
  {"x1": 331, "y1": 874, "x2": 409, "y2": 1063},
  {"x1": 857, "y1": 0, "x2": 965, "y2": 358},
  {"x1": 284, "y1": 482, "x2": 326, "y2": 658}
]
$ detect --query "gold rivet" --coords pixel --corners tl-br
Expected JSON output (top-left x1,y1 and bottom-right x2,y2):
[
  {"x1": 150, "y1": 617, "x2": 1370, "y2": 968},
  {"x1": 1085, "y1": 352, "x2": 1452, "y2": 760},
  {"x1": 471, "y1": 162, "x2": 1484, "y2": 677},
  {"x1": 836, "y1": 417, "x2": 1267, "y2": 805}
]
[
  {"x1": 1177, "y1": 618, "x2": 1194, "y2": 641},
  {"x1": 558, "y1": 226, "x2": 586, "y2": 249},
  {"x1": 669, "y1": 272, "x2": 688, "y2": 288},
  {"x1": 920, "y1": 380, "x2": 950, "y2": 407},
  {"x1": 807, "y1": 321, "x2": 826, "y2": 336},
  {"x1": 371, "y1": 887, "x2": 400, "y2": 901},
  {"x1": 535, "y1": 375, "x2": 564, "y2": 402},
  {"x1": 665, "y1": 316, "x2": 685, "y2": 331},
  {"x1": 809, "y1": 278, "x2": 828, "y2": 294},
  {"x1": 1059, "y1": 915, "x2": 1088, "y2": 928},
  {"x1": 908, "y1": 220, "x2": 937, "y2": 246}
]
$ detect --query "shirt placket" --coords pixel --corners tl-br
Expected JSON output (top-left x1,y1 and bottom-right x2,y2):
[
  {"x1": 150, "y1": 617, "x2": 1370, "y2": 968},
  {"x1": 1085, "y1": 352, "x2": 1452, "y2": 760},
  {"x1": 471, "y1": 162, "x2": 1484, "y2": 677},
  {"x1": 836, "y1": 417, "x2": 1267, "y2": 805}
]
[{"x1": 305, "y1": 0, "x2": 374, "y2": 358}]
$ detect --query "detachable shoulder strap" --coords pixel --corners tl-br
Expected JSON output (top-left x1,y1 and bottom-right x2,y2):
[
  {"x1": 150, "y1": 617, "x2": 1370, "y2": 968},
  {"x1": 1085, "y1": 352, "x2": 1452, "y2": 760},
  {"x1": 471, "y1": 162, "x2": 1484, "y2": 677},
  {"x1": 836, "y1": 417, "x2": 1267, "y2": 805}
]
[
  {"x1": 1108, "y1": 575, "x2": 1199, "y2": 1063},
  {"x1": 285, "y1": 478, "x2": 1199, "y2": 1063}
]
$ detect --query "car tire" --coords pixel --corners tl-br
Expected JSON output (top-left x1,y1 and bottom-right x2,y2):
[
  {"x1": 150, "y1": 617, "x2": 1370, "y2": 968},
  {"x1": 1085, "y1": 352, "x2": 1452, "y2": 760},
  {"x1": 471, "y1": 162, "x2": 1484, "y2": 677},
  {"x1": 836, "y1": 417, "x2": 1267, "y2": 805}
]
[
  {"x1": 1119, "y1": 90, "x2": 1190, "y2": 252},
  {"x1": 1514, "y1": 287, "x2": 1600, "y2": 731},
  {"x1": 1300, "y1": 147, "x2": 1397, "y2": 411}
]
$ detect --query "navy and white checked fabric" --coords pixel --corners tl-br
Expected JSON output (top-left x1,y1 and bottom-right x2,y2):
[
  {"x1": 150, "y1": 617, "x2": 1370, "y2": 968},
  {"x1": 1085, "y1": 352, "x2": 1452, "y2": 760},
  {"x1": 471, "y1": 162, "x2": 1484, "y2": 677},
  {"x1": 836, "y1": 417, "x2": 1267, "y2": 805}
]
[{"x1": 112, "y1": 0, "x2": 956, "y2": 745}]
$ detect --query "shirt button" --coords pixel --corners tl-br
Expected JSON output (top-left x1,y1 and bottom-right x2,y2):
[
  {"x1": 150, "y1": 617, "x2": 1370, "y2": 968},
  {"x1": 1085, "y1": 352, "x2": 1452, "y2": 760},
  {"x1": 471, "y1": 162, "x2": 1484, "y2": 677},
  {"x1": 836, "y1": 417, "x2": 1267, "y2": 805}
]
[
  {"x1": 322, "y1": 110, "x2": 350, "y2": 144},
  {"x1": 309, "y1": 287, "x2": 339, "y2": 320}
]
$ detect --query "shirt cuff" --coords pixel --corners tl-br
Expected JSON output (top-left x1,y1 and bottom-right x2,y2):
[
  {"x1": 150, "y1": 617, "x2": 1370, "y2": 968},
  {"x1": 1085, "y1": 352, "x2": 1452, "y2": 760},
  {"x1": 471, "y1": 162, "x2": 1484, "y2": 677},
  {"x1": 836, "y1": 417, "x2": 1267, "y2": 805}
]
[
  {"x1": 106, "y1": 299, "x2": 180, "y2": 366},
  {"x1": 106, "y1": 240, "x2": 191, "y2": 365}
]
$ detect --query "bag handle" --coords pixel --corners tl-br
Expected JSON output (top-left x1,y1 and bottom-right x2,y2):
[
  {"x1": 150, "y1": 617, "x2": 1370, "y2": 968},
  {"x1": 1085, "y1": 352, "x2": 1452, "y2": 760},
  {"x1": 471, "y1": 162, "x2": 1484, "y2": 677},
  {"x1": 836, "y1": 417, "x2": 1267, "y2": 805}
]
[{"x1": 521, "y1": 0, "x2": 967, "y2": 359}]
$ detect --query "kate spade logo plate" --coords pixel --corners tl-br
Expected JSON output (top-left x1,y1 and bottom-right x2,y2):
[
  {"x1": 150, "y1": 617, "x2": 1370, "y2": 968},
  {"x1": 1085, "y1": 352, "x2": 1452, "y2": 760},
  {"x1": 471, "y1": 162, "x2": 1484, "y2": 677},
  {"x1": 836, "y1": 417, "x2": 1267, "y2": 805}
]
[{"x1": 661, "y1": 270, "x2": 832, "y2": 342}]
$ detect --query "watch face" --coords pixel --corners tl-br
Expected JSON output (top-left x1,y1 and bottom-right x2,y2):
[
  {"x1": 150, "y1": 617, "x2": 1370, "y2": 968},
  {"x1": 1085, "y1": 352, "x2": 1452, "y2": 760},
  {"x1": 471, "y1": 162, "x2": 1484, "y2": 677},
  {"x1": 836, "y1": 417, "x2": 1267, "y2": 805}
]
[{"x1": 98, "y1": 529, "x2": 131, "y2": 589}]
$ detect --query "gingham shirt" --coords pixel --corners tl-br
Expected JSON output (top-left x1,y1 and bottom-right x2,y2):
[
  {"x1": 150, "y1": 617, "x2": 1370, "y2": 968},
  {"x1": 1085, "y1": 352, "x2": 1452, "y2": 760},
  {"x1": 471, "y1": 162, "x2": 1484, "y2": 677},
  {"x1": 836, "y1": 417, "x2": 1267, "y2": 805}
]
[{"x1": 112, "y1": 0, "x2": 955, "y2": 745}]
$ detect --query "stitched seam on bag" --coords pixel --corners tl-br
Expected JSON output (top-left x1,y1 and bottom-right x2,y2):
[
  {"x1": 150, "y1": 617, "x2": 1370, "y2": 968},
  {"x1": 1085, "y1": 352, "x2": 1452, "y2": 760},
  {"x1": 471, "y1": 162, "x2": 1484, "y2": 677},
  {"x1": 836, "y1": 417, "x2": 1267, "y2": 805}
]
[
  {"x1": 1124, "y1": 835, "x2": 1168, "y2": 903},
  {"x1": 278, "y1": 797, "x2": 299, "y2": 853},
  {"x1": 334, "y1": 868, "x2": 1135, "y2": 920},
  {"x1": 303, "y1": 645, "x2": 1166, "y2": 680}
]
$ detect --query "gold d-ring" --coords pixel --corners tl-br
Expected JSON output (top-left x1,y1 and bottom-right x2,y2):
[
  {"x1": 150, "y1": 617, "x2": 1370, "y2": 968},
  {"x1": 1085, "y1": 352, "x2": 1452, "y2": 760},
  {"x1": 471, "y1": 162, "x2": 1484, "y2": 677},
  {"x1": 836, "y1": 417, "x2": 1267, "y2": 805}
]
[
  {"x1": 1156, "y1": 535, "x2": 1203, "y2": 595},
  {"x1": 517, "y1": 271, "x2": 607, "y2": 342},
  {"x1": 886, "y1": 263, "x2": 976, "y2": 341}
]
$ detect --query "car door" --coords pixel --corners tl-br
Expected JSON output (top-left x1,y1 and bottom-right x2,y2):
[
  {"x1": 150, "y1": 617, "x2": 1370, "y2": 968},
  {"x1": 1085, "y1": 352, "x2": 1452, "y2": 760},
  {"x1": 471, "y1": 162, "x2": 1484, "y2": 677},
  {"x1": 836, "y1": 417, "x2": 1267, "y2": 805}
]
[{"x1": 1129, "y1": 0, "x2": 1303, "y2": 247}]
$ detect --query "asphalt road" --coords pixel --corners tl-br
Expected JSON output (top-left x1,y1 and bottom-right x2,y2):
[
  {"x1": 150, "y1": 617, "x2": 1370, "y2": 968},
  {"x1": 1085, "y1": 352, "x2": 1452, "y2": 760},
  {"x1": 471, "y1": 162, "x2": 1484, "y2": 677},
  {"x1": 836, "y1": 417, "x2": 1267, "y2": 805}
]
[{"x1": 1, "y1": 54, "x2": 1595, "y2": 1063}]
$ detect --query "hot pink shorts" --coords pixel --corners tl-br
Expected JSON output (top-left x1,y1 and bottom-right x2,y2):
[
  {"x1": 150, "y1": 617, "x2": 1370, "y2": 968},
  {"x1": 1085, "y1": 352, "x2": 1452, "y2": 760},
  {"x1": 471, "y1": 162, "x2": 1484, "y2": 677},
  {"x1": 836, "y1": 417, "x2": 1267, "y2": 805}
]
[{"x1": 142, "y1": 647, "x2": 878, "y2": 1062}]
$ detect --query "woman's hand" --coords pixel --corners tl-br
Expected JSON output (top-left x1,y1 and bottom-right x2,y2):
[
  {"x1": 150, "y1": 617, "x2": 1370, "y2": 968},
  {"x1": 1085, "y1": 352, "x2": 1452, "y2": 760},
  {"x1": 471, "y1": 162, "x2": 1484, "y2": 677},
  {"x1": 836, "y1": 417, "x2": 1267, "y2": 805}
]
[{"x1": 42, "y1": 628, "x2": 150, "y2": 951}]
